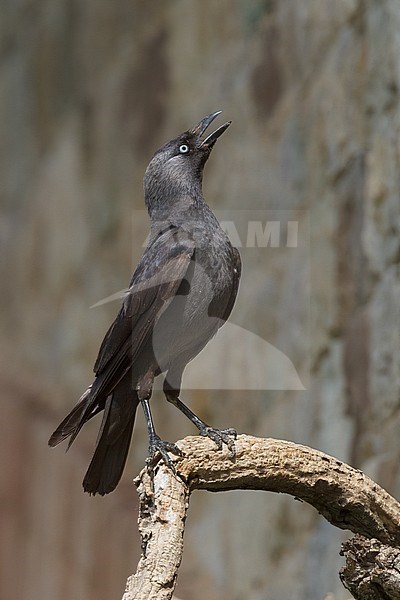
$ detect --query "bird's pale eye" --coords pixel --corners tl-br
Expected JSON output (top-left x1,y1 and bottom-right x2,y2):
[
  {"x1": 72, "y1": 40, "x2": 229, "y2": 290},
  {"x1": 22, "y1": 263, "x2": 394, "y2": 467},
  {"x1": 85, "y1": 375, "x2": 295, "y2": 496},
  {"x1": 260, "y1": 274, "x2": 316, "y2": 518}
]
[{"x1": 179, "y1": 144, "x2": 190, "y2": 154}]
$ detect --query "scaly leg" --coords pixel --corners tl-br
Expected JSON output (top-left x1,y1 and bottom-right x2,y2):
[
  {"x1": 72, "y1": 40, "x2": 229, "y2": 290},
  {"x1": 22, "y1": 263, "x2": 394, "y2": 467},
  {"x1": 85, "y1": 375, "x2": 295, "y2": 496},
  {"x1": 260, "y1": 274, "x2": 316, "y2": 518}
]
[
  {"x1": 138, "y1": 371, "x2": 182, "y2": 471},
  {"x1": 141, "y1": 398, "x2": 182, "y2": 471},
  {"x1": 163, "y1": 376, "x2": 237, "y2": 457}
]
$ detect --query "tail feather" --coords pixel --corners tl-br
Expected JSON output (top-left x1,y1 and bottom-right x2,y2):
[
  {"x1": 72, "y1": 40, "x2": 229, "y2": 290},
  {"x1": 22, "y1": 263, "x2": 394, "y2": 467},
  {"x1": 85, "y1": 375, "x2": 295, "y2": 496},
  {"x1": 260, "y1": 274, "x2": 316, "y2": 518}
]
[
  {"x1": 83, "y1": 380, "x2": 138, "y2": 495},
  {"x1": 48, "y1": 386, "x2": 101, "y2": 448},
  {"x1": 83, "y1": 412, "x2": 135, "y2": 495},
  {"x1": 49, "y1": 375, "x2": 138, "y2": 495}
]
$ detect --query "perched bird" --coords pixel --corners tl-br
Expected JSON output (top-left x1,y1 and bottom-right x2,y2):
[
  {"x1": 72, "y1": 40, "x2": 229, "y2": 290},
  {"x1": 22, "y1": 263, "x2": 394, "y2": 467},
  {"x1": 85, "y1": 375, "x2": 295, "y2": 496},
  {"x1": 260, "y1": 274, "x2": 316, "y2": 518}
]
[{"x1": 49, "y1": 111, "x2": 241, "y2": 495}]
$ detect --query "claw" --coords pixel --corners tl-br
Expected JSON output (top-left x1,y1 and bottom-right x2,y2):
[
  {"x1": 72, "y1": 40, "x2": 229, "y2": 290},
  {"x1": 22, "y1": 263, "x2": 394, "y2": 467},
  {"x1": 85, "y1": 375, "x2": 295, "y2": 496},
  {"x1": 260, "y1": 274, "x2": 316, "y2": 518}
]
[
  {"x1": 147, "y1": 434, "x2": 183, "y2": 473},
  {"x1": 199, "y1": 426, "x2": 237, "y2": 458}
]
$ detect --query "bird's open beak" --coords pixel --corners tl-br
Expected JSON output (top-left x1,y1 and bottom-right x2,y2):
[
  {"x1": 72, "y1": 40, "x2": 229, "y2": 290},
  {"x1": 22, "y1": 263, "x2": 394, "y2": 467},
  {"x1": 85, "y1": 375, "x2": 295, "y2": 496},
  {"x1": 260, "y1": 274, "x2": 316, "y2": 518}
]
[{"x1": 191, "y1": 111, "x2": 231, "y2": 148}]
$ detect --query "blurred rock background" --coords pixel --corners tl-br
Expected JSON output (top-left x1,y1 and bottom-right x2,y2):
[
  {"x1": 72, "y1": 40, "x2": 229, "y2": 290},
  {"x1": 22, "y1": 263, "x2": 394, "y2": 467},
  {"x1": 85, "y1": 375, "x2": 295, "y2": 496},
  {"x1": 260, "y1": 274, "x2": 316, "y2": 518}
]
[{"x1": 1, "y1": 1, "x2": 399, "y2": 599}]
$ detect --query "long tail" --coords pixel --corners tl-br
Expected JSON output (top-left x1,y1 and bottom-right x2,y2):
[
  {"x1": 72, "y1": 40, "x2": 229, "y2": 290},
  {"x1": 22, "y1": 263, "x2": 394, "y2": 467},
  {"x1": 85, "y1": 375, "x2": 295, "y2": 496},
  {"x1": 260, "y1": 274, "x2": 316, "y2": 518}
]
[
  {"x1": 83, "y1": 378, "x2": 138, "y2": 495},
  {"x1": 49, "y1": 376, "x2": 138, "y2": 495}
]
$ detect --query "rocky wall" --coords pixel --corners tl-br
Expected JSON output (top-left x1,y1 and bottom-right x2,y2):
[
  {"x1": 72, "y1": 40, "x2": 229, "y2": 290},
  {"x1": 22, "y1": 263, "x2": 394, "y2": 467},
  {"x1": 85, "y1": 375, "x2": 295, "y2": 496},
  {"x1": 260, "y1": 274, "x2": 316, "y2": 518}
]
[{"x1": 1, "y1": 1, "x2": 399, "y2": 599}]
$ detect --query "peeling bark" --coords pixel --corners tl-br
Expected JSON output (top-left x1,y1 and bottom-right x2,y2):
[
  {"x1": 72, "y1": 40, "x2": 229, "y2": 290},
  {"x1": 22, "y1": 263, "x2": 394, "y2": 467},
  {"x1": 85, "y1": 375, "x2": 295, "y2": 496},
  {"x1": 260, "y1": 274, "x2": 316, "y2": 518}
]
[
  {"x1": 122, "y1": 435, "x2": 400, "y2": 600},
  {"x1": 340, "y1": 536, "x2": 400, "y2": 599}
]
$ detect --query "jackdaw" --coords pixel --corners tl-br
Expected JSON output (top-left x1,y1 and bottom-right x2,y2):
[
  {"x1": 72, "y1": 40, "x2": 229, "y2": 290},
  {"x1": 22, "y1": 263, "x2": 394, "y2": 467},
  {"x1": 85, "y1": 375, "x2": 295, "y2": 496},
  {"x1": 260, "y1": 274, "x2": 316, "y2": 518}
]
[{"x1": 49, "y1": 111, "x2": 241, "y2": 495}]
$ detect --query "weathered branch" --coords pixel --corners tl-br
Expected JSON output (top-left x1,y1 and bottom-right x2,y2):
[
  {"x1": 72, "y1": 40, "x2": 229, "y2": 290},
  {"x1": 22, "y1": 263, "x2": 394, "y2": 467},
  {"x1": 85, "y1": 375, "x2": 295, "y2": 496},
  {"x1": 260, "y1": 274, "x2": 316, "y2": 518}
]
[
  {"x1": 340, "y1": 535, "x2": 400, "y2": 599},
  {"x1": 122, "y1": 435, "x2": 400, "y2": 600}
]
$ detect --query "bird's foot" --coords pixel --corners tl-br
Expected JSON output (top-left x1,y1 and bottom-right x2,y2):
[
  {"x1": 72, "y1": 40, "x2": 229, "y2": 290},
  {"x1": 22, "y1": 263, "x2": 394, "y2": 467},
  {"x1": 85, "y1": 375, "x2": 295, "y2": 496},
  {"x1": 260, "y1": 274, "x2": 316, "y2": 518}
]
[
  {"x1": 146, "y1": 434, "x2": 183, "y2": 473},
  {"x1": 199, "y1": 426, "x2": 237, "y2": 458}
]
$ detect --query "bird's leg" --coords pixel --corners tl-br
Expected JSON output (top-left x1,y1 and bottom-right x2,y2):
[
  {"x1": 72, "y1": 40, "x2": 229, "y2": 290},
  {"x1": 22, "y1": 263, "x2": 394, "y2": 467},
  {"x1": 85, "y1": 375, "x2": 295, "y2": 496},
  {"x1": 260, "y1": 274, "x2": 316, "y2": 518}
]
[
  {"x1": 163, "y1": 380, "x2": 237, "y2": 457},
  {"x1": 140, "y1": 397, "x2": 182, "y2": 472}
]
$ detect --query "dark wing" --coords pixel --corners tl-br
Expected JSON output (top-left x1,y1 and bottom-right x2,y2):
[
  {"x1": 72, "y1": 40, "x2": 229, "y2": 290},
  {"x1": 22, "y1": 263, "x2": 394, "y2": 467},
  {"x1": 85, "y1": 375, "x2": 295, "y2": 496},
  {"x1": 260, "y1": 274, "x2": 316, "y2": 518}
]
[
  {"x1": 93, "y1": 226, "x2": 195, "y2": 377},
  {"x1": 49, "y1": 226, "x2": 195, "y2": 449},
  {"x1": 208, "y1": 246, "x2": 241, "y2": 324},
  {"x1": 221, "y1": 246, "x2": 241, "y2": 322}
]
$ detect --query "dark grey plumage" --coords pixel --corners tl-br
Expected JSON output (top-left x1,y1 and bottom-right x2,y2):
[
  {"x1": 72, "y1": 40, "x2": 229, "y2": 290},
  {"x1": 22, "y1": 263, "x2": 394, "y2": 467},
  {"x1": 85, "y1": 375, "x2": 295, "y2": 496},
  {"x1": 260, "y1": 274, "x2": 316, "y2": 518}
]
[{"x1": 49, "y1": 111, "x2": 241, "y2": 495}]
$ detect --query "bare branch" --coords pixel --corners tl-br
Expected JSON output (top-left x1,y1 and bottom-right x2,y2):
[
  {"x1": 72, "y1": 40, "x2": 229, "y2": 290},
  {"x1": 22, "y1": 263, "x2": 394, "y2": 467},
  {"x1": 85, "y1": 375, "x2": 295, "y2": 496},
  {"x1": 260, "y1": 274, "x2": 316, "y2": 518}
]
[{"x1": 122, "y1": 435, "x2": 400, "y2": 600}]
